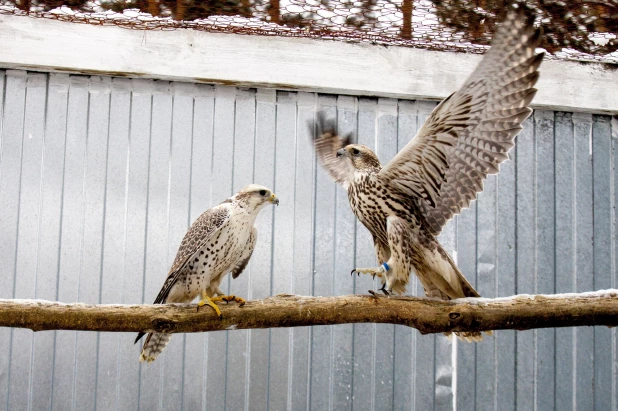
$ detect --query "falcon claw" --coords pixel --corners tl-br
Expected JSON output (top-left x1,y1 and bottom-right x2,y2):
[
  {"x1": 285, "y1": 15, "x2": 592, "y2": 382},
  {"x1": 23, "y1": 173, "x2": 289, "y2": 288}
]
[
  {"x1": 197, "y1": 294, "x2": 223, "y2": 318},
  {"x1": 350, "y1": 269, "x2": 355, "y2": 276},
  {"x1": 368, "y1": 290, "x2": 379, "y2": 298},
  {"x1": 379, "y1": 283, "x2": 390, "y2": 296},
  {"x1": 353, "y1": 267, "x2": 384, "y2": 279},
  {"x1": 212, "y1": 294, "x2": 246, "y2": 307}
]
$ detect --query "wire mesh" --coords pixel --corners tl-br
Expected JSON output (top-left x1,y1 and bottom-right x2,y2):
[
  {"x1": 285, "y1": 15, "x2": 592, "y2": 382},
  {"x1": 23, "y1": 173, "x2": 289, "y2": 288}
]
[{"x1": 0, "y1": 0, "x2": 616, "y2": 63}]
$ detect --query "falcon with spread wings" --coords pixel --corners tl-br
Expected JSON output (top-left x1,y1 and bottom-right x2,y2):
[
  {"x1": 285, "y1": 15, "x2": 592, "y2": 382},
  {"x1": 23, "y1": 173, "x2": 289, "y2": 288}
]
[
  {"x1": 310, "y1": 7, "x2": 543, "y2": 341},
  {"x1": 136, "y1": 184, "x2": 279, "y2": 362}
]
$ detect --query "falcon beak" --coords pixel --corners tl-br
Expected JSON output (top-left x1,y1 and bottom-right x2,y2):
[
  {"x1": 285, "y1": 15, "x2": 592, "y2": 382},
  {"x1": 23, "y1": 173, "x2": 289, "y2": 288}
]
[
  {"x1": 336, "y1": 148, "x2": 347, "y2": 158},
  {"x1": 269, "y1": 194, "x2": 279, "y2": 206}
]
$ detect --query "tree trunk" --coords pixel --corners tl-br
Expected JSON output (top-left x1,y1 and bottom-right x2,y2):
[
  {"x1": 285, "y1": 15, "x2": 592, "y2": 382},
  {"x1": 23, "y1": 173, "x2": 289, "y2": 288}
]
[
  {"x1": 1, "y1": 291, "x2": 617, "y2": 335},
  {"x1": 148, "y1": 0, "x2": 159, "y2": 17},
  {"x1": 401, "y1": 0, "x2": 413, "y2": 39},
  {"x1": 175, "y1": 0, "x2": 186, "y2": 21},
  {"x1": 269, "y1": 0, "x2": 280, "y2": 24},
  {"x1": 18, "y1": 0, "x2": 31, "y2": 11}
]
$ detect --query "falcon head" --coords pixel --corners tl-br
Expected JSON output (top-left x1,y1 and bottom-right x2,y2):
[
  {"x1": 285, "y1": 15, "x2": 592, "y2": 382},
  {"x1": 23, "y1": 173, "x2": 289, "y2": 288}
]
[
  {"x1": 336, "y1": 144, "x2": 382, "y2": 174},
  {"x1": 236, "y1": 184, "x2": 279, "y2": 212}
]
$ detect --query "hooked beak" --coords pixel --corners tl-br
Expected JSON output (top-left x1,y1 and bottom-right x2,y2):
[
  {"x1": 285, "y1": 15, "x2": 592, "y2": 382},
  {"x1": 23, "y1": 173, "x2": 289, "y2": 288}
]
[
  {"x1": 269, "y1": 193, "x2": 279, "y2": 206},
  {"x1": 336, "y1": 148, "x2": 347, "y2": 158}
]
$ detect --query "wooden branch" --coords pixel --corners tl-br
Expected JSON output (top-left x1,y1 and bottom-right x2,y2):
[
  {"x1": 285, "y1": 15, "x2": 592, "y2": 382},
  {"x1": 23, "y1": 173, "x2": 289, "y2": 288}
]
[{"x1": 1, "y1": 290, "x2": 617, "y2": 335}]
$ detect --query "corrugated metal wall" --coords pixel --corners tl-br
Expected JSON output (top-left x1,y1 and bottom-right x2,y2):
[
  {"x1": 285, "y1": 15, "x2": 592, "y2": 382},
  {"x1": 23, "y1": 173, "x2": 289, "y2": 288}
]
[{"x1": 0, "y1": 69, "x2": 616, "y2": 411}]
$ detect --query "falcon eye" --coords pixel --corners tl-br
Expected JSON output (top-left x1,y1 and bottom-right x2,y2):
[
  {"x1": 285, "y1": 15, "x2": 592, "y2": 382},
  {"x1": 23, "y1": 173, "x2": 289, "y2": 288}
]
[
  {"x1": 352, "y1": 148, "x2": 360, "y2": 155},
  {"x1": 259, "y1": 190, "x2": 267, "y2": 196}
]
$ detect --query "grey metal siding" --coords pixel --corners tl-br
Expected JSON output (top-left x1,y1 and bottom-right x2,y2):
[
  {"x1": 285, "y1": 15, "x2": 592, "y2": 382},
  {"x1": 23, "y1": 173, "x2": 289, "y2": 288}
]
[{"x1": 0, "y1": 69, "x2": 616, "y2": 411}]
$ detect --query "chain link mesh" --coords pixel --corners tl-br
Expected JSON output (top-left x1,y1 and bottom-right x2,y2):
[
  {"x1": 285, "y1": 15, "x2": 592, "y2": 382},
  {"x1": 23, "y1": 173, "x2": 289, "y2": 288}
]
[{"x1": 0, "y1": 0, "x2": 616, "y2": 63}]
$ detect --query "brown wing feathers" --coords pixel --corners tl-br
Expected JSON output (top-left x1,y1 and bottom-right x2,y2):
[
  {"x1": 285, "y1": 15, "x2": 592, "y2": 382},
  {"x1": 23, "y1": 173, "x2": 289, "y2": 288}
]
[
  {"x1": 381, "y1": 7, "x2": 543, "y2": 235},
  {"x1": 310, "y1": 111, "x2": 355, "y2": 185}
]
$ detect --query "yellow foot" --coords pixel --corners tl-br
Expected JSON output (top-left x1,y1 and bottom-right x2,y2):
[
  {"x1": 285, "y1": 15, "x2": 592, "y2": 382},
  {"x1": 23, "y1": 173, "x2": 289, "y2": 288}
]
[
  {"x1": 197, "y1": 294, "x2": 223, "y2": 319},
  {"x1": 211, "y1": 295, "x2": 246, "y2": 307}
]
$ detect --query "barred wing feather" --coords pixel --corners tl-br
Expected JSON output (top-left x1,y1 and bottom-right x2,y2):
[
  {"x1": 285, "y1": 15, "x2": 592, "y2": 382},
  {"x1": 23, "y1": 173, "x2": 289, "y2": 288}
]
[
  {"x1": 310, "y1": 111, "x2": 354, "y2": 187},
  {"x1": 379, "y1": 7, "x2": 543, "y2": 236}
]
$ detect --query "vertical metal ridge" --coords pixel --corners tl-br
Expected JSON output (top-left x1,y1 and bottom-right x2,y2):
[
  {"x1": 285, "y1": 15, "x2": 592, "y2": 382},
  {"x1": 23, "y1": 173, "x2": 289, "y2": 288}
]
[
  {"x1": 6, "y1": 71, "x2": 24, "y2": 408},
  {"x1": 117, "y1": 82, "x2": 134, "y2": 411},
  {"x1": 532, "y1": 110, "x2": 540, "y2": 411},
  {"x1": 71, "y1": 80, "x2": 91, "y2": 411},
  {"x1": 0, "y1": 70, "x2": 6, "y2": 184},
  {"x1": 159, "y1": 83, "x2": 173, "y2": 411},
  {"x1": 203, "y1": 85, "x2": 216, "y2": 411},
  {"x1": 570, "y1": 112, "x2": 577, "y2": 411},
  {"x1": 50, "y1": 71, "x2": 70, "y2": 411},
  {"x1": 27, "y1": 73, "x2": 49, "y2": 411},
  {"x1": 473, "y1": 193, "x2": 478, "y2": 410},
  {"x1": 136, "y1": 91, "x2": 155, "y2": 410},
  {"x1": 610, "y1": 117, "x2": 617, "y2": 411},
  {"x1": 369, "y1": 101, "x2": 377, "y2": 411},
  {"x1": 92, "y1": 75, "x2": 113, "y2": 411},
  {"x1": 513, "y1": 125, "x2": 518, "y2": 411},
  {"x1": 287, "y1": 97, "x2": 299, "y2": 411},
  {"x1": 243, "y1": 90, "x2": 258, "y2": 411},
  {"x1": 265, "y1": 92, "x2": 277, "y2": 411},
  {"x1": 591, "y1": 116, "x2": 598, "y2": 411},
  {"x1": 308, "y1": 105, "x2": 318, "y2": 411},
  {"x1": 492, "y1": 172, "x2": 499, "y2": 411},
  {"x1": 178, "y1": 92, "x2": 195, "y2": 411},
  {"x1": 552, "y1": 112, "x2": 558, "y2": 411},
  {"x1": 222, "y1": 93, "x2": 238, "y2": 411}
]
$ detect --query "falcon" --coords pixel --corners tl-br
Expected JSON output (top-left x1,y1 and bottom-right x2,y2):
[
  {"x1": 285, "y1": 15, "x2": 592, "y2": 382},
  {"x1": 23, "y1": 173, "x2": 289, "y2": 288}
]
[
  {"x1": 136, "y1": 184, "x2": 279, "y2": 362},
  {"x1": 310, "y1": 7, "x2": 543, "y2": 341}
]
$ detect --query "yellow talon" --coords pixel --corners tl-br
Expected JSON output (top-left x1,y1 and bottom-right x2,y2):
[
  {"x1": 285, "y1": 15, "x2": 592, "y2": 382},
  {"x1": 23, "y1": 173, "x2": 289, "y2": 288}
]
[
  {"x1": 211, "y1": 295, "x2": 246, "y2": 307},
  {"x1": 197, "y1": 292, "x2": 222, "y2": 319}
]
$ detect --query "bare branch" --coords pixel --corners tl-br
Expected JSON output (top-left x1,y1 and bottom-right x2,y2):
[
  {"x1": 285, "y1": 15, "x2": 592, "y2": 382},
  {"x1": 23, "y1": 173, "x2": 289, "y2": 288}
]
[{"x1": 1, "y1": 291, "x2": 617, "y2": 335}]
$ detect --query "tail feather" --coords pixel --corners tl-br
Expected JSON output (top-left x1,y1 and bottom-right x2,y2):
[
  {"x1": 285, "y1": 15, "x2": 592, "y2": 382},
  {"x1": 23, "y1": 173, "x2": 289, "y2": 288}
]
[
  {"x1": 432, "y1": 244, "x2": 492, "y2": 343},
  {"x1": 139, "y1": 332, "x2": 173, "y2": 363},
  {"x1": 445, "y1": 330, "x2": 493, "y2": 342}
]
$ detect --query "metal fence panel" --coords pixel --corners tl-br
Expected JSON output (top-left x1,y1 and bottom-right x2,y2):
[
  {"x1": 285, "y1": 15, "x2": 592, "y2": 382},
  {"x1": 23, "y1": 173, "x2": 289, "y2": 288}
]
[{"x1": 0, "y1": 69, "x2": 616, "y2": 411}]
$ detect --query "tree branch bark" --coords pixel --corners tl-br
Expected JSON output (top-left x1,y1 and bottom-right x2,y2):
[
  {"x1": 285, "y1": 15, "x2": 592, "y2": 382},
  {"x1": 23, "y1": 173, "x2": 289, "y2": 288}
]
[{"x1": 1, "y1": 290, "x2": 617, "y2": 335}]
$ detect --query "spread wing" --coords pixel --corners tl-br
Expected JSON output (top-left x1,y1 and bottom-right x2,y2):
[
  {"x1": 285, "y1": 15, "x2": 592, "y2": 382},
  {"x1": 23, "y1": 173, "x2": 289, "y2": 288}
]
[
  {"x1": 379, "y1": 7, "x2": 543, "y2": 235},
  {"x1": 153, "y1": 203, "x2": 232, "y2": 305},
  {"x1": 231, "y1": 227, "x2": 257, "y2": 279},
  {"x1": 309, "y1": 111, "x2": 354, "y2": 187}
]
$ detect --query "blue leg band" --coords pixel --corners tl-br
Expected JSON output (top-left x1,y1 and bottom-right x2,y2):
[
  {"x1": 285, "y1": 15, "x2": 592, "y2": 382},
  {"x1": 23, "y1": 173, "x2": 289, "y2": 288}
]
[{"x1": 382, "y1": 262, "x2": 390, "y2": 271}]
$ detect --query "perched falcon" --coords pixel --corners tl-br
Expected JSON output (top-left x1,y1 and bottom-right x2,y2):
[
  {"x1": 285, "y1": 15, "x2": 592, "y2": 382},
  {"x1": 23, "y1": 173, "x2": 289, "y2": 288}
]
[
  {"x1": 310, "y1": 7, "x2": 543, "y2": 342},
  {"x1": 136, "y1": 184, "x2": 279, "y2": 362}
]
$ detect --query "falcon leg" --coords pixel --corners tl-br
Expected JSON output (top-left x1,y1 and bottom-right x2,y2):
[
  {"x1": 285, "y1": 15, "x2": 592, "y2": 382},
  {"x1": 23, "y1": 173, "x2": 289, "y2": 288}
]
[
  {"x1": 197, "y1": 291, "x2": 223, "y2": 319},
  {"x1": 352, "y1": 264, "x2": 393, "y2": 295},
  {"x1": 211, "y1": 294, "x2": 246, "y2": 307}
]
